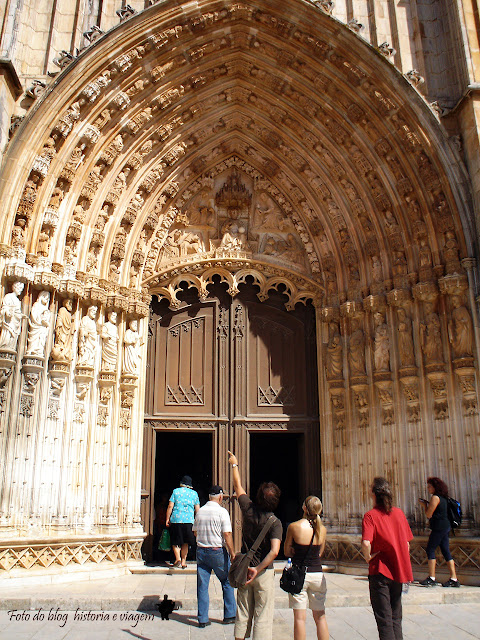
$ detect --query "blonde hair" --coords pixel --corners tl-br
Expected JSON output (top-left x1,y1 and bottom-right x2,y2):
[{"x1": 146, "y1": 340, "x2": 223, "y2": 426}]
[{"x1": 304, "y1": 495, "x2": 323, "y2": 541}]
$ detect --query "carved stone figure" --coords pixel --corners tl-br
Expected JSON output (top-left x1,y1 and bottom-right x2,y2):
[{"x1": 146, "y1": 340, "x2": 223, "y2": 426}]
[
  {"x1": 17, "y1": 175, "x2": 39, "y2": 219},
  {"x1": 349, "y1": 317, "x2": 366, "y2": 376},
  {"x1": 325, "y1": 323, "x2": 343, "y2": 380},
  {"x1": 219, "y1": 220, "x2": 246, "y2": 250},
  {"x1": 421, "y1": 309, "x2": 443, "y2": 363},
  {"x1": 51, "y1": 299, "x2": 74, "y2": 362},
  {"x1": 254, "y1": 192, "x2": 289, "y2": 230},
  {"x1": 448, "y1": 295, "x2": 474, "y2": 358},
  {"x1": 280, "y1": 233, "x2": 304, "y2": 265},
  {"x1": 397, "y1": 308, "x2": 415, "y2": 367},
  {"x1": 371, "y1": 255, "x2": 383, "y2": 283},
  {"x1": 122, "y1": 319, "x2": 141, "y2": 376},
  {"x1": 373, "y1": 312, "x2": 390, "y2": 371},
  {"x1": 77, "y1": 305, "x2": 98, "y2": 367},
  {"x1": 26, "y1": 291, "x2": 51, "y2": 357},
  {"x1": 100, "y1": 311, "x2": 119, "y2": 372},
  {"x1": 0, "y1": 281, "x2": 25, "y2": 351}
]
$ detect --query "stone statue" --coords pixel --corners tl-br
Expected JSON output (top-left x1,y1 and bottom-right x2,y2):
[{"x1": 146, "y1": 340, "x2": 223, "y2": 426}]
[
  {"x1": 397, "y1": 307, "x2": 415, "y2": 367},
  {"x1": 77, "y1": 305, "x2": 98, "y2": 367},
  {"x1": 448, "y1": 295, "x2": 474, "y2": 358},
  {"x1": 349, "y1": 317, "x2": 366, "y2": 376},
  {"x1": 122, "y1": 319, "x2": 142, "y2": 376},
  {"x1": 325, "y1": 323, "x2": 343, "y2": 380},
  {"x1": 0, "y1": 281, "x2": 25, "y2": 351},
  {"x1": 51, "y1": 299, "x2": 75, "y2": 362},
  {"x1": 26, "y1": 291, "x2": 51, "y2": 357},
  {"x1": 421, "y1": 309, "x2": 443, "y2": 363},
  {"x1": 100, "y1": 311, "x2": 119, "y2": 372},
  {"x1": 373, "y1": 312, "x2": 390, "y2": 371}
]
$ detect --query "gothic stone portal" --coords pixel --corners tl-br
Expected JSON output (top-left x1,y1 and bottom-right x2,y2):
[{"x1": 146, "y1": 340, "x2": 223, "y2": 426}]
[{"x1": 142, "y1": 283, "x2": 320, "y2": 556}]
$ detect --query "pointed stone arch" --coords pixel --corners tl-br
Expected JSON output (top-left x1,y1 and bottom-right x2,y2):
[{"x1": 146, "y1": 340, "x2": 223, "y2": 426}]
[{"x1": 0, "y1": 0, "x2": 479, "y2": 578}]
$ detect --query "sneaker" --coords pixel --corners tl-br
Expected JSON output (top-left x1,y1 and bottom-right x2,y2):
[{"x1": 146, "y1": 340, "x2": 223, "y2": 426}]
[
  {"x1": 419, "y1": 576, "x2": 439, "y2": 586},
  {"x1": 442, "y1": 578, "x2": 460, "y2": 587},
  {"x1": 223, "y1": 617, "x2": 236, "y2": 624}
]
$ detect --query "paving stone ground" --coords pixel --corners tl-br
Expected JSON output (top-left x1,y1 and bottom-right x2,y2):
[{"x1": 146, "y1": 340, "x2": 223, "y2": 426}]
[{"x1": 0, "y1": 568, "x2": 479, "y2": 639}]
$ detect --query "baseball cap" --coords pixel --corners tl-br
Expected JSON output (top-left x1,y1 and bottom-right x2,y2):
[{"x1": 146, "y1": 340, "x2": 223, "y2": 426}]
[{"x1": 209, "y1": 485, "x2": 224, "y2": 496}]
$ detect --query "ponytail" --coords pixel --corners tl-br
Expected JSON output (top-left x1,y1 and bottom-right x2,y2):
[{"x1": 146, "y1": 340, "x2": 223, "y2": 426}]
[
  {"x1": 304, "y1": 495, "x2": 323, "y2": 541},
  {"x1": 371, "y1": 477, "x2": 393, "y2": 514}
]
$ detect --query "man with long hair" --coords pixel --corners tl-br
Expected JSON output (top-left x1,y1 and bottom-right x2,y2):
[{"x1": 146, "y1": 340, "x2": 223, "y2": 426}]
[
  {"x1": 228, "y1": 451, "x2": 282, "y2": 640},
  {"x1": 361, "y1": 477, "x2": 413, "y2": 640}
]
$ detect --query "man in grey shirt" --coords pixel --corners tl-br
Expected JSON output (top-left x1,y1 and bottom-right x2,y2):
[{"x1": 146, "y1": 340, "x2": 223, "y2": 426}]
[{"x1": 193, "y1": 485, "x2": 236, "y2": 628}]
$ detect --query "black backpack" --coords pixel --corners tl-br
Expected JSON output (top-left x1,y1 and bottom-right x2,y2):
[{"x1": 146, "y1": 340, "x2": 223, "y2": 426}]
[{"x1": 447, "y1": 497, "x2": 462, "y2": 534}]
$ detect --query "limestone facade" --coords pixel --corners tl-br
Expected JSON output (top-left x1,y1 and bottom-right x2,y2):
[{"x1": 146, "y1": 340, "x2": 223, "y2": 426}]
[{"x1": 0, "y1": 0, "x2": 480, "y2": 580}]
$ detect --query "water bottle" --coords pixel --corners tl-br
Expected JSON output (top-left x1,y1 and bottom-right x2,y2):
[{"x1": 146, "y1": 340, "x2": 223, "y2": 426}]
[{"x1": 285, "y1": 558, "x2": 292, "y2": 570}]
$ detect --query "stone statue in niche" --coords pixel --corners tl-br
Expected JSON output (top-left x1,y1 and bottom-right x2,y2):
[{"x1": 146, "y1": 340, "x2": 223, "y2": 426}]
[
  {"x1": 448, "y1": 295, "x2": 474, "y2": 358},
  {"x1": 349, "y1": 317, "x2": 366, "y2": 376},
  {"x1": 371, "y1": 255, "x2": 383, "y2": 283},
  {"x1": 122, "y1": 319, "x2": 142, "y2": 376},
  {"x1": 0, "y1": 281, "x2": 25, "y2": 351},
  {"x1": 51, "y1": 299, "x2": 75, "y2": 362},
  {"x1": 11, "y1": 220, "x2": 26, "y2": 248},
  {"x1": 420, "y1": 306, "x2": 443, "y2": 364},
  {"x1": 48, "y1": 186, "x2": 64, "y2": 210},
  {"x1": 100, "y1": 311, "x2": 119, "y2": 372},
  {"x1": 373, "y1": 312, "x2": 390, "y2": 371},
  {"x1": 325, "y1": 322, "x2": 343, "y2": 380},
  {"x1": 419, "y1": 236, "x2": 433, "y2": 268},
  {"x1": 397, "y1": 307, "x2": 415, "y2": 367},
  {"x1": 37, "y1": 230, "x2": 51, "y2": 257},
  {"x1": 26, "y1": 290, "x2": 51, "y2": 357},
  {"x1": 77, "y1": 305, "x2": 98, "y2": 367}
]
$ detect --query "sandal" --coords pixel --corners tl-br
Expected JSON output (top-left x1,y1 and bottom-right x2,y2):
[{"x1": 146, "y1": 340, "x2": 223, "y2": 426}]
[
  {"x1": 181, "y1": 564, "x2": 187, "y2": 569},
  {"x1": 170, "y1": 561, "x2": 182, "y2": 568}
]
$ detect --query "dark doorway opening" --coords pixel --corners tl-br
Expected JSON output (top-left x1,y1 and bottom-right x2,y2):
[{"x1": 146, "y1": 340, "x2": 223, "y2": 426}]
[
  {"x1": 155, "y1": 431, "x2": 213, "y2": 507},
  {"x1": 249, "y1": 432, "x2": 304, "y2": 555},
  {"x1": 152, "y1": 431, "x2": 213, "y2": 562}
]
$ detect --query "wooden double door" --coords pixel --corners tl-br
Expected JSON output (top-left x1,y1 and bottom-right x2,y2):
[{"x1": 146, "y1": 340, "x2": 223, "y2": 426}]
[{"x1": 142, "y1": 284, "x2": 320, "y2": 556}]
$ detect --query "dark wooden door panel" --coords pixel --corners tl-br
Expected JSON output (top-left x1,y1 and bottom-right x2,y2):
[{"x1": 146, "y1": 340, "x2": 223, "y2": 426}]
[{"x1": 152, "y1": 304, "x2": 215, "y2": 417}]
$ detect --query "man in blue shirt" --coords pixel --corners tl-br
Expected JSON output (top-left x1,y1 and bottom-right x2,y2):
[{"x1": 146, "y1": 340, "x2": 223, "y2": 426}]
[{"x1": 166, "y1": 475, "x2": 200, "y2": 568}]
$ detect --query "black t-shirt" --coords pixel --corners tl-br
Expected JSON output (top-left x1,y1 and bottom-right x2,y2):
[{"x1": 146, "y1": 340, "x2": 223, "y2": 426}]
[{"x1": 238, "y1": 494, "x2": 283, "y2": 568}]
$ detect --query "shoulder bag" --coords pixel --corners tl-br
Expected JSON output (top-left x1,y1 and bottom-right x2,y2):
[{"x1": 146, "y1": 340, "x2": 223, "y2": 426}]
[
  {"x1": 228, "y1": 514, "x2": 276, "y2": 588},
  {"x1": 280, "y1": 529, "x2": 315, "y2": 595}
]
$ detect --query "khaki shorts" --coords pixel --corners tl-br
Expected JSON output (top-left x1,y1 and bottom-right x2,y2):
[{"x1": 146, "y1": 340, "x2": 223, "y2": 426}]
[{"x1": 288, "y1": 572, "x2": 327, "y2": 611}]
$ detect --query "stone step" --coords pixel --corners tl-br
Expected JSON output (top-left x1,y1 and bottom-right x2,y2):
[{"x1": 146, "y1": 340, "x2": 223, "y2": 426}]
[{"x1": 2, "y1": 584, "x2": 479, "y2": 612}]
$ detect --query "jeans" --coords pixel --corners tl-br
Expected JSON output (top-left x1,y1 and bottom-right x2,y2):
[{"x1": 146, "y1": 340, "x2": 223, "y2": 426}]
[
  {"x1": 196, "y1": 547, "x2": 236, "y2": 624},
  {"x1": 369, "y1": 574, "x2": 403, "y2": 640}
]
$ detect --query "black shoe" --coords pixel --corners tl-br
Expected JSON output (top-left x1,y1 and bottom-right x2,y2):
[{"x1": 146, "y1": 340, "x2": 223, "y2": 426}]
[
  {"x1": 223, "y1": 617, "x2": 236, "y2": 624},
  {"x1": 442, "y1": 578, "x2": 460, "y2": 587},
  {"x1": 419, "y1": 576, "x2": 439, "y2": 586},
  {"x1": 198, "y1": 621, "x2": 211, "y2": 628}
]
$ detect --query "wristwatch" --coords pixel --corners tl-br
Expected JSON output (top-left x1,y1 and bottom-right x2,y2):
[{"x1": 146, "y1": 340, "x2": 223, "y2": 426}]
[{"x1": 232, "y1": 463, "x2": 238, "y2": 468}]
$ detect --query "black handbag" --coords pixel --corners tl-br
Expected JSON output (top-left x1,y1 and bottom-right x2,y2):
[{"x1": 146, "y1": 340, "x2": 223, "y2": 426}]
[
  {"x1": 280, "y1": 529, "x2": 315, "y2": 594},
  {"x1": 228, "y1": 515, "x2": 276, "y2": 588}
]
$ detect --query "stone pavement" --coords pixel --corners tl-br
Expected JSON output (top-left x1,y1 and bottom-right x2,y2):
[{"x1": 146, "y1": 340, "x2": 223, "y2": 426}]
[{"x1": 0, "y1": 567, "x2": 479, "y2": 639}]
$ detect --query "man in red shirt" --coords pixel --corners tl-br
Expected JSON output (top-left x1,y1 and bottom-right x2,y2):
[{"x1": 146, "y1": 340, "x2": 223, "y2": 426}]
[{"x1": 361, "y1": 477, "x2": 413, "y2": 640}]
